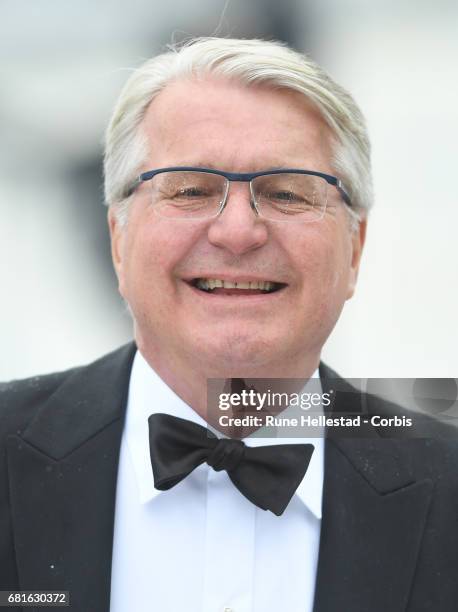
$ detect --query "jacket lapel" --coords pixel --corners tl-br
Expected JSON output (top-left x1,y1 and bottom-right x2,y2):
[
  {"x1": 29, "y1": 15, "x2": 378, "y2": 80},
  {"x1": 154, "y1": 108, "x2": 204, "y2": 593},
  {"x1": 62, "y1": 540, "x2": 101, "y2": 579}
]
[
  {"x1": 6, "y1": 343, "x2": 136, "y2": 612},
  {"x1": 313, "y1": 366, "x2": 434, "y2": 612}
]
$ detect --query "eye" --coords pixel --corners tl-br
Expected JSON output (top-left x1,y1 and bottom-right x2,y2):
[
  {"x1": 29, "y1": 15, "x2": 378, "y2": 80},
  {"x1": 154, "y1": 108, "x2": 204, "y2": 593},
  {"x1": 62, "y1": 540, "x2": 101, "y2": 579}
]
[
  {"x1": 175, "y1": 186, "x2": 209, "y2": 198},
  {"x1": 268, "y1": 190, "x2": 304, "y2": 203}
]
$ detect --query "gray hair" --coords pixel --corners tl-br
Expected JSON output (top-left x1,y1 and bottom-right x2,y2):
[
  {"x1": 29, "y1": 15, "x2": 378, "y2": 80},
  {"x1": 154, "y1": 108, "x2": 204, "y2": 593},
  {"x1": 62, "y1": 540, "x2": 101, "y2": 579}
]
[{"x1": 104, "y1": 37, "x2": 372, "y2": 225}]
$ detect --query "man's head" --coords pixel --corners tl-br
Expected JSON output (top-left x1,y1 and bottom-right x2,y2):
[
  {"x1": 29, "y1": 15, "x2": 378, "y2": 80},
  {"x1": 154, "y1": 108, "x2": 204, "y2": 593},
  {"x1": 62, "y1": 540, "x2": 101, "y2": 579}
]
[
  {"x1": 105, "y1": 38, "x2": 372, "y2": 223},
  {"x1": 105, "y1": 38, "x2": 370, "y2": 383}
]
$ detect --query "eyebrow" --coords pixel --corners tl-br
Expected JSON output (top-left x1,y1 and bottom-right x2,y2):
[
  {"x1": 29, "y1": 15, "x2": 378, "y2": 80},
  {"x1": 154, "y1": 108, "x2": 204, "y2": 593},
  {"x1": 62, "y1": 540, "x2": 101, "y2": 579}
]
[{"x1": 167, "y1": 161, "x2": 301, "y2": 173}]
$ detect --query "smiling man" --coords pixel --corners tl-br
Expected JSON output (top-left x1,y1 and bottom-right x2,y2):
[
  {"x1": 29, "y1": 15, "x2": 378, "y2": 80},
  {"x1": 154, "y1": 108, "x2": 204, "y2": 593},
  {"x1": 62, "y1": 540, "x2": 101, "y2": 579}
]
[
  {"x1": 109, "y1": 74, "x2": 365, "y2": 418},
  {"x1": 1, "y1": 38, "x2": 457, "y2": 612}
]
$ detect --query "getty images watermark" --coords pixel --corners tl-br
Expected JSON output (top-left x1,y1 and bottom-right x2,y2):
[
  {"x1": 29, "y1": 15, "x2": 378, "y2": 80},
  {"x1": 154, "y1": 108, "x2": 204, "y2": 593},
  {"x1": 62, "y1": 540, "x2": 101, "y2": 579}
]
[{"x1": 206, "y1": 378, "x2": 458, "y2": 438}]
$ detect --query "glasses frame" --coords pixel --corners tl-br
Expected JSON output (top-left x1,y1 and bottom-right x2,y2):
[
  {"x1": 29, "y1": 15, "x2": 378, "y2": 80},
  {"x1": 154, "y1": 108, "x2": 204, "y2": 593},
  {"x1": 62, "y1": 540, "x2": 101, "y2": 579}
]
[{"x1": 125, "y1": 166, "x2": 352, "y2": 220}]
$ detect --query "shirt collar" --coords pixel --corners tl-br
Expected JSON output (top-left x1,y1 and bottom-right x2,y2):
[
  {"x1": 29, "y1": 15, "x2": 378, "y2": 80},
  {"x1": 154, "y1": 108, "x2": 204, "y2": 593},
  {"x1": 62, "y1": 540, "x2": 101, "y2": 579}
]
[{"x1": 124, "y1": 349, "x2": 323, "y2": 519}]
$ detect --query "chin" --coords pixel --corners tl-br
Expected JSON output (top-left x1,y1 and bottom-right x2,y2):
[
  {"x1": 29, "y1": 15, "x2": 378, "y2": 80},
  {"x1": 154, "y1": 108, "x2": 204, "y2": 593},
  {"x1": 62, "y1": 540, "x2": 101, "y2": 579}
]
[{"x1": 191, "y1": 329, "x2": 283, "y2": 375}]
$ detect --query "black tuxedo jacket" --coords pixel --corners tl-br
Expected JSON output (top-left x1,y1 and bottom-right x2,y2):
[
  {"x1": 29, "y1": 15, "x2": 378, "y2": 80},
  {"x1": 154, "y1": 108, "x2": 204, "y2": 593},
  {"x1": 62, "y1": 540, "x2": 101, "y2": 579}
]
[{"x1": 1, "y1": 343, "x2": 457, "y2": 611}]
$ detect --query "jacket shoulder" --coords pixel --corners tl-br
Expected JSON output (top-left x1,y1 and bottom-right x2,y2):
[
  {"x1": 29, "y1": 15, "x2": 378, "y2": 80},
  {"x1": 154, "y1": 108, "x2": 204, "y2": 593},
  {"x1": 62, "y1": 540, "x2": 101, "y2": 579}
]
[
  {"x1": 0, "y1": 368, "x2": 83, "y2": 437},
  {"x1": 320, "y1": 362, "x2": 458, "y2": 485},
  {"x1": 0, "y1": 343, "x2": 136, "y2": 438}
]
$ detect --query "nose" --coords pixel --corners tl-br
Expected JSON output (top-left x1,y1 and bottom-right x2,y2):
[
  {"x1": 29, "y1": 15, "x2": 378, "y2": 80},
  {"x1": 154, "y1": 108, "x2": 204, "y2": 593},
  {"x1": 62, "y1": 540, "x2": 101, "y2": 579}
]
[{"x1": 207, "y1": 182, "x2": 268, "y2": 255}]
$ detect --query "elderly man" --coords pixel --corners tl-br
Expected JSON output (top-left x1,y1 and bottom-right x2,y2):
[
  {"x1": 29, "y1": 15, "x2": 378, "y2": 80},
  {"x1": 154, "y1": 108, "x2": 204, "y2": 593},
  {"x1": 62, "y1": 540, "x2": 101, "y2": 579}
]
[{"x1": 1, "y1": 38, "x2": 457, "y2": 612}]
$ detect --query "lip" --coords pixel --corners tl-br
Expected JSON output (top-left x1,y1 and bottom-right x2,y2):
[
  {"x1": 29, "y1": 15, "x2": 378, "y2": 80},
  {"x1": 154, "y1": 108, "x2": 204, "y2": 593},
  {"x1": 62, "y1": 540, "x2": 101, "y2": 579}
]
[
  {"x1": 182, "y1": 274, "x2": 288, "y2": 285},
  {"x1": 183, "y1": 279, "x2": 288, "y2": 303}
]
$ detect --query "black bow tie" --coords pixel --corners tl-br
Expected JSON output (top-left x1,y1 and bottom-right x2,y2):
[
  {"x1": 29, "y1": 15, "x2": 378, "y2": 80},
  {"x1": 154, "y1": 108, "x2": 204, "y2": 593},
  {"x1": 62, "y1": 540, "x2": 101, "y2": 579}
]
[{"x1": 148, "y1": 413, "x2": 314, "y2": 516}]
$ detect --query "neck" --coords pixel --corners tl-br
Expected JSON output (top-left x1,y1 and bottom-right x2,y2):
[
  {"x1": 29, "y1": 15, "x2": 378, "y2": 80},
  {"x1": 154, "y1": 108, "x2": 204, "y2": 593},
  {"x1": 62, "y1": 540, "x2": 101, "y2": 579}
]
[{"x1": 136, "y1": 338, "x2": 321, "y2": 435}]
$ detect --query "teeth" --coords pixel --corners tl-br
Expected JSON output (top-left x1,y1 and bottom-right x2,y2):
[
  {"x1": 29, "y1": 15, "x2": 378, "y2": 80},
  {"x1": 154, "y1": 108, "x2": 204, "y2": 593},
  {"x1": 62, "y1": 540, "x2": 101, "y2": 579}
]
[{"x1": 195, "y1": 278, "x2": 276, "y2": 291}]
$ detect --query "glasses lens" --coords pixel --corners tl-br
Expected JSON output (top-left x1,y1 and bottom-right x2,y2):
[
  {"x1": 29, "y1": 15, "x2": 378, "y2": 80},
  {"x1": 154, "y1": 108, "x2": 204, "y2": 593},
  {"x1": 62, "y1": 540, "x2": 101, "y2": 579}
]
[
  {"x1": 252, "y1": 173, "x2": 328, "y2": 222},
  {"x1": 151, "y1": 171, "x2": 227, "y2": 219}
]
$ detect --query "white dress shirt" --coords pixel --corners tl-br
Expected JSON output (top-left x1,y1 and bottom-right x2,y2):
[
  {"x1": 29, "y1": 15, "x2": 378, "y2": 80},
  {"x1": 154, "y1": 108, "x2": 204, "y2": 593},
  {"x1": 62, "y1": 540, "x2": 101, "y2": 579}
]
[{"x1": 110, "y1": 350, "x2": 324, "y2": 612}]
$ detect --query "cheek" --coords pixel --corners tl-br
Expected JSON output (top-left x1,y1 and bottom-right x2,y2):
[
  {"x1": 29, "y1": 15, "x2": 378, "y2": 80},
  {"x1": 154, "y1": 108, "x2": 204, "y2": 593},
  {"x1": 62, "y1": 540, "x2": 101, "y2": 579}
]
[
  {"x1": 295, "y1": 228, "x2": 353, "y2": 309},
  {"x1": 120, "y1": 227, "x2": 171, "y2": 312},
  {"x1": 122, "y1": 219, "x2": 202, "y2": 308},
  {"x1": 323, "y1": 228, "x2": 352, "y2": 280}
]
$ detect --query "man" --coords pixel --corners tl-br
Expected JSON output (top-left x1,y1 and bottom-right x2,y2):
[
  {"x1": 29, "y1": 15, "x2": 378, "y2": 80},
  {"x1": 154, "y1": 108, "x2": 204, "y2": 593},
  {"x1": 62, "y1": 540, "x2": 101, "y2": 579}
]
[{"x1": 1, "y1": 38, "x2": 457, "y2": 611}]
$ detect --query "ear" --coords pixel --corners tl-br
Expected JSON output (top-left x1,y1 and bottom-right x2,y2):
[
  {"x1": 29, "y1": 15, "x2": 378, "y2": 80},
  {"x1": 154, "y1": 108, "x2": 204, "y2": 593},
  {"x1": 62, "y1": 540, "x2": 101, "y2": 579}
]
[
  {"x1": 108, "y1": 207, "x2": 127, "y2": 296},
  {"x1": 346, "y1": 216, "x2": 367, "y2": 299}
]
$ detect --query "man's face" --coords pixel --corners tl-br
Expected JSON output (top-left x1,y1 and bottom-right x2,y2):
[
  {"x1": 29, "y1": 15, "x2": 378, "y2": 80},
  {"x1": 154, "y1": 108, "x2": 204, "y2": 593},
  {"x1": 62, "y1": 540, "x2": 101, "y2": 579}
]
[{"x1": 109, "y1": 77, "x2": 366, "y2": 376}]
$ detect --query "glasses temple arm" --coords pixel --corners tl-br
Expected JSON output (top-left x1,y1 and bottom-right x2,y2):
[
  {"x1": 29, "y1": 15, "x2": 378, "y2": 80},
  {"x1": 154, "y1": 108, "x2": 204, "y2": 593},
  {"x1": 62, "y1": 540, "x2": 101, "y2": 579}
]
[
  {"x1": 122, "y1": 176, "x2": 142, "y2": 199},
  {"x1": 335, "y1": 179, "x2": 352, "y2": 208}
]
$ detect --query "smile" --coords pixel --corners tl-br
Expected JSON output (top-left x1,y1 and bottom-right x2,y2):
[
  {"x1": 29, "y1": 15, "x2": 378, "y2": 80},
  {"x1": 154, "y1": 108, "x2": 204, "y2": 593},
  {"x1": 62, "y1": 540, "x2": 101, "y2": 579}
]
[{"x1": 191, "y1": 278, "x2": 286, "y2": 295}]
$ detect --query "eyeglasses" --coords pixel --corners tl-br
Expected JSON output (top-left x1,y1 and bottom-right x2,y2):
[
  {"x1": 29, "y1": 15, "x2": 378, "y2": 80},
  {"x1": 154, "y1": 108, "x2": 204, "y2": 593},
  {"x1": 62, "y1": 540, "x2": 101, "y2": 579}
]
[{"x1": 126, "y1": 167, "x2": 352, "y2": 222}]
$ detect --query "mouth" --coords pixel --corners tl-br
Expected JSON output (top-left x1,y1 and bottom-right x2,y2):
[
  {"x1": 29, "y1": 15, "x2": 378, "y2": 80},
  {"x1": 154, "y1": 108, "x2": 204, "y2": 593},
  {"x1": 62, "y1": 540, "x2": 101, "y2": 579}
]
[{"x1": 189, "y1": 277, "x2": 287, "y2": 296}]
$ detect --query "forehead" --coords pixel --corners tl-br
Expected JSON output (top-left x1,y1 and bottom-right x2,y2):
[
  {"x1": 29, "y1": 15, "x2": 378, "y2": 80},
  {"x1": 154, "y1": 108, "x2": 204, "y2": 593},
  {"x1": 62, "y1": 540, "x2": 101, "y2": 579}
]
[{"x1": 141, "y1": 77, "x2": 333, "y2": 171}]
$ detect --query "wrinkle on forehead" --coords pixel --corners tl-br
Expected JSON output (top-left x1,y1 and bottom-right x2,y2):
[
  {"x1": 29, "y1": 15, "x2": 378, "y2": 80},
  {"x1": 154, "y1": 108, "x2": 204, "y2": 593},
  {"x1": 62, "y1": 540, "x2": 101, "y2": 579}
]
[{"x1": 141, "y1": 76, "x2": 334, "y2": 172}]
